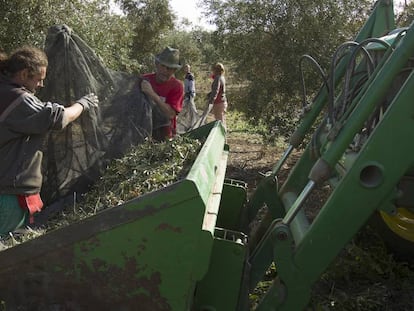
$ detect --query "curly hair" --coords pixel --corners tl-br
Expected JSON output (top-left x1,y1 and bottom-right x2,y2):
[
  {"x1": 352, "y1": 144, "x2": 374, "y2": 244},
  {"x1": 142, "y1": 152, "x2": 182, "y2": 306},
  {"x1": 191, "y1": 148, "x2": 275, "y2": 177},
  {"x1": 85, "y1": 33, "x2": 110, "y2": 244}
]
[{"x1": 0, "y1": 46, "x2": 48, "y2": 77}]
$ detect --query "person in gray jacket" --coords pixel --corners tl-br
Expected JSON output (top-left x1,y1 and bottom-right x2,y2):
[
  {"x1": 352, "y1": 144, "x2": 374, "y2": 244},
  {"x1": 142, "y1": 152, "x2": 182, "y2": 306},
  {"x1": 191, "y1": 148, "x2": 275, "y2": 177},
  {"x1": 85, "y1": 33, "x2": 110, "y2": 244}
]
[
  {"x1": 0, "y1": 45, "x2": 98, "y2": 235},
  {"x1": 177, "y1": 63, "x2": 199, "y2": 132}
]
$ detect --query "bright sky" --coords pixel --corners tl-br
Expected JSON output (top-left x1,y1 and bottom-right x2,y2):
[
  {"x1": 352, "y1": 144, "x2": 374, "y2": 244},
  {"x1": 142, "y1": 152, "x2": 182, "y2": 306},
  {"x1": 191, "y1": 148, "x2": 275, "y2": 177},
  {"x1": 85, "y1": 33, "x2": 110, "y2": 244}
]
[
  {"x1": 169, "y1": 0, "x2": 409, "y2": 30},
  {"x1": 111, "y1": 1, "x2": 410, "y2": 30},
  {"x1": 169, "y1": 0, "x2": 215, "y2": 31}
]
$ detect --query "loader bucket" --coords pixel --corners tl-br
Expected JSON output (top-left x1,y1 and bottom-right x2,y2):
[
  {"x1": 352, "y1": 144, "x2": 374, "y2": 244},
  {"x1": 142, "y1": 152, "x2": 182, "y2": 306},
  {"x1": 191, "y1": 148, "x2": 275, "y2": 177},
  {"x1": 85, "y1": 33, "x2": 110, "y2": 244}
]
[{"x1": 0, "y1": 121, "x2": 248, "y2": 311}]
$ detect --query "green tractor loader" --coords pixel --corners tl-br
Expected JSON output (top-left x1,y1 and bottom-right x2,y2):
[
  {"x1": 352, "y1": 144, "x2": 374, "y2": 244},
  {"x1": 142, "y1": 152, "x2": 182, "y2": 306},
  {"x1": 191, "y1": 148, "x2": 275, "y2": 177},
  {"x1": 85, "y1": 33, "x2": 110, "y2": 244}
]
[{"x1": 0, "y1": 0, "x2": 413, "y2": 310}]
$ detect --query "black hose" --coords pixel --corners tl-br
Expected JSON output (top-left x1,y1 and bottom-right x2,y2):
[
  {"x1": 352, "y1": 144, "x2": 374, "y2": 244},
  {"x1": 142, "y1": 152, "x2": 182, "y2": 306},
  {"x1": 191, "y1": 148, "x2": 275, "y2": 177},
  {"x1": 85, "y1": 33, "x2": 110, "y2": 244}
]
[
  {"x1": 328, "y1": 41, "x2": 360, "y2": 124},
  {"x1": 299, "y1": 54, "x2": 329, "y2": 110},
  {"x1": 338, "y1": 38, "x2": 392, "y2": 122}
]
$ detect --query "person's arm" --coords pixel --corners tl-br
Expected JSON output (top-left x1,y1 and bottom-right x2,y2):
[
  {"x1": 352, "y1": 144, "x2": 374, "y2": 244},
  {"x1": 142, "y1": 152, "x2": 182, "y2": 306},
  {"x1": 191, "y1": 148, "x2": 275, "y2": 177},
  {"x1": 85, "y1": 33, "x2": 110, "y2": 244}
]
[
  {"x1": 61, "y1": 93, "x2": 99, "y2": 127},
  {"x1": 61, "y1": 103, "x2": 83, "y2": 127},
  {"x1": 208, "y1": 76, "x2": 221, "y2": 105},
  {"x1": 186, "y1": 74, "x2": 196, "y2": 97},
  {"x1": 189, "y1": 78, "x2": 196, "y2": 97},
  {"x1": 141, "y1": 80, "x2": 176, "y2": 119}
]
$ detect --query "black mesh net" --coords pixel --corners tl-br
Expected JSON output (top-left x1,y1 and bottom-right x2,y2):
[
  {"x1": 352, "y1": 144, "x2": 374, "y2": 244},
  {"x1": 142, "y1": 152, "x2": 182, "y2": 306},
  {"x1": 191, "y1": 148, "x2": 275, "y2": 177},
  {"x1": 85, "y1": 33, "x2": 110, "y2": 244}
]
[
  {"x1": 37, "y1": 25, "x2": 170, "y2": 206},
  {"x1": 176, "y1": 96, "x2": 200, "y2": 134}
]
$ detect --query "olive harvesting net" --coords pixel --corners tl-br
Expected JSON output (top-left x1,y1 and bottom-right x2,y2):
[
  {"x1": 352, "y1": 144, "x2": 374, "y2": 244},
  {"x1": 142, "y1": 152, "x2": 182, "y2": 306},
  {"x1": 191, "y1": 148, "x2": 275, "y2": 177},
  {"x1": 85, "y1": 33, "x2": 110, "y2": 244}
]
[{"x1": 37, "y1": 25, "x2": 177, "y2": 210}]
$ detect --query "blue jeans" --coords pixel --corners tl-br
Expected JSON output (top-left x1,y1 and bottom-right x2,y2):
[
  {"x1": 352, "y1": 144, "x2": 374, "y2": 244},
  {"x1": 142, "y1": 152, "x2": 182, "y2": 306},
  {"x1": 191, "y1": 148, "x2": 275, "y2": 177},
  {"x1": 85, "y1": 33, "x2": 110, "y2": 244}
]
[{"x1": 0, "y1": 195, "x2": 28, "y2": 235}]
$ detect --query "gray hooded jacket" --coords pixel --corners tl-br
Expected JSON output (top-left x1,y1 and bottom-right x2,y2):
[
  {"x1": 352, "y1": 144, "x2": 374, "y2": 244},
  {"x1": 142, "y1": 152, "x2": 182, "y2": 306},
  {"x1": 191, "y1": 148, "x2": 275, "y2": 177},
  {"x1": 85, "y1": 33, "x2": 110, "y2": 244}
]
[{"x1": 0, "y1": 76, "x2": 65, "y2": 195}]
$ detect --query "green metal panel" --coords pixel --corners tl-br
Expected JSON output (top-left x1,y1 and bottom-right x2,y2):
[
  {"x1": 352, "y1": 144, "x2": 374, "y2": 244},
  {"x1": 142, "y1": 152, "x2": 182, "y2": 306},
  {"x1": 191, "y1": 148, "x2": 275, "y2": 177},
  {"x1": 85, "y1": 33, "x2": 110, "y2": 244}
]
[
  {"x1": 194, "y1": 228, "x2": 248, "y2": 311},
  {"x1": 216, "y1": 179, "x2": 247, "y2": 231},
  {"x1": 186, "y1": 122, "x2": 227, "y2": 206},
  {"x1": 366, "y1": 28, "x2": 406, "y2": 50},
  {"x1": 355, "y1": 0, "x2": 395, "y2": 39}
]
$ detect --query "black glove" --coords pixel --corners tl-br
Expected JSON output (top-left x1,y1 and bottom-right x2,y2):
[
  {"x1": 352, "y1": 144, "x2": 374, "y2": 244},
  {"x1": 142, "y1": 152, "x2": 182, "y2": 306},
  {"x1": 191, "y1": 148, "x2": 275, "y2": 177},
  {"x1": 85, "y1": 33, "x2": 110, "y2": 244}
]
[{"x1": 76, "y1": 93, "x2": 99, "y2": 111}]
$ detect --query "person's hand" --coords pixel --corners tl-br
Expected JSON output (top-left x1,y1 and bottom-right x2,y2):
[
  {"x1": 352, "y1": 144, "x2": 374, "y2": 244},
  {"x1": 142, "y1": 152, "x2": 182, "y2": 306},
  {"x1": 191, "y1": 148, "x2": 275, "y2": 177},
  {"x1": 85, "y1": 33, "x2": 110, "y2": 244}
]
[
  {"x1": 76, "y1": 93, "x2": 99, "y2": 111},
  {"x1": 141, "y1": 80, "x2": 154, "y2": 96}
]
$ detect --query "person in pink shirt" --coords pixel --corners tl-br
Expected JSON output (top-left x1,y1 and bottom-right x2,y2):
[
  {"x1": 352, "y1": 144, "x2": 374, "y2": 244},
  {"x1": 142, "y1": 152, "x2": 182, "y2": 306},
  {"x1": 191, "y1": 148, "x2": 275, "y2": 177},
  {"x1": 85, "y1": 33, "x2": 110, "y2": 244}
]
[
  {"x1": 207, "y1": 62, "x2": 228, "y2": 128},
  {"x1": 198, "y1": 62, "x2": 228, "y2": 129},
  {"x1": 140, "y1": 47, "x2": 184, "y2": 141}
]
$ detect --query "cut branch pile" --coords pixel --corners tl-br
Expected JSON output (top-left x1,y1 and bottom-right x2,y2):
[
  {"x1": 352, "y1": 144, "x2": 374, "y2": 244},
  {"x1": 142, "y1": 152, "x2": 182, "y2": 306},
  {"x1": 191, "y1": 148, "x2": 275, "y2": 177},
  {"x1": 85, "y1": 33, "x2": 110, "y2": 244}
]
[{"x1": 1, "y1": 136, "x2": 203, "y2": 249}]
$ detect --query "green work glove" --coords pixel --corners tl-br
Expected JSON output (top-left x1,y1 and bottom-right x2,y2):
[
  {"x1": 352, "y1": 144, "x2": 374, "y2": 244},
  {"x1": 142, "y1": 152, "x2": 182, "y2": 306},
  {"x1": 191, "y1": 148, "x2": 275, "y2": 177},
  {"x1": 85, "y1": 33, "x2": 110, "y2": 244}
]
[{"x1": 76, "y1": 93, "x2": 99, "y2": 111}]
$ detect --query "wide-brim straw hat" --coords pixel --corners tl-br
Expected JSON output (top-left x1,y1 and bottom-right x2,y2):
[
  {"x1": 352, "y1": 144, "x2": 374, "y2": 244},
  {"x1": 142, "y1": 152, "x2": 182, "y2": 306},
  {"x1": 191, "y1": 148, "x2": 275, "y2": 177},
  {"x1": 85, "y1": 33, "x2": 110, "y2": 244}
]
[{"x1": 155, "y1": 46, "x2": 182, "y2": 69}]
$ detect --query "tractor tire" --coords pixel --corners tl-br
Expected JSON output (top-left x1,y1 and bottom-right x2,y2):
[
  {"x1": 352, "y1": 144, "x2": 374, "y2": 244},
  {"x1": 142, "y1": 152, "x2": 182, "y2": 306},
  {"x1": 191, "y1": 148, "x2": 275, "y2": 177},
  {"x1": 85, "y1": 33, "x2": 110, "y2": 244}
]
[{"x1": 370, "y1": 208, "x2": 414, "y2": 261}]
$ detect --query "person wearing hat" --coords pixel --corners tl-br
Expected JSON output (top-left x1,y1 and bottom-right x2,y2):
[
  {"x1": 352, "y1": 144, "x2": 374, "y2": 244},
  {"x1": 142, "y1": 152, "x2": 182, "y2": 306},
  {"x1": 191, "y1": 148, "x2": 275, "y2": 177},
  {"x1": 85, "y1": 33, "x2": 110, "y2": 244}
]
[{"x1": 140, "y1": 46, "x2": 184, "y2": 140}]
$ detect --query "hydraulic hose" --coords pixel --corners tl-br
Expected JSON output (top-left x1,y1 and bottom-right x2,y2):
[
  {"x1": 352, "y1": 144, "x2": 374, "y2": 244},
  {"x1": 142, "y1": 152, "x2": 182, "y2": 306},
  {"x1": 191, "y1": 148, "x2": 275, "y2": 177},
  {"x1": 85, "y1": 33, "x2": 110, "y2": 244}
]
[
  {"x1": 328, "y1": 41, "x2": 359, "y2": 124},
  {"x1": 299, "y1": 54, "x2": 329, "y2": 110}
]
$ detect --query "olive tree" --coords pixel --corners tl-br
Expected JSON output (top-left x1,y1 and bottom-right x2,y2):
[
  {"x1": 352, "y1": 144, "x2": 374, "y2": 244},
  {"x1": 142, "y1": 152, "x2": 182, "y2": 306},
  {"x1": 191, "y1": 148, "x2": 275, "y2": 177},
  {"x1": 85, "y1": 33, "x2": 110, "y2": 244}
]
[
  {"x1": 116, "y1": 0, "x2": 175, "y2": 72},
  {"x1": 397, "y1": 1, "x2": 414, "y2": 27},
  {"x1": 0, "y1": 0, "x2": 135, "y2": 71},
  {"x1": 201, "y1": 0, "x2": 373, "y2": 134}
]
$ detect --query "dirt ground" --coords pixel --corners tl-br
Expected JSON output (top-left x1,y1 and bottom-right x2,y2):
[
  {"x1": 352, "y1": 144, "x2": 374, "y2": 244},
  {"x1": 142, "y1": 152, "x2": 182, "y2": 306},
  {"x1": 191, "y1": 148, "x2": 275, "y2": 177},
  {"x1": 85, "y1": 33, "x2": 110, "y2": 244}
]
[{"x1": 225, "y1": 131, "x2": 281, "y2": 193}]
